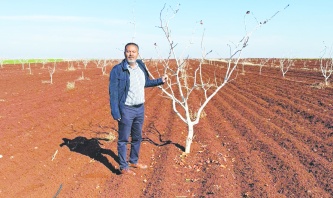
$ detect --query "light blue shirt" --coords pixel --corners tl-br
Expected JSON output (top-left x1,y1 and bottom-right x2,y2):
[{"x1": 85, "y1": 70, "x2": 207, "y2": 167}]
[{"x1": 125, "y1": 62, "x2": 146, "y2": 106}]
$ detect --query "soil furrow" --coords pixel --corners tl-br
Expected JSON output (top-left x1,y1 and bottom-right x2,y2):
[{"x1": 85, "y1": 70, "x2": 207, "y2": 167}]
[
  {"x1": 230, "y1": 77, "x2": 333, "y2": 139},
  {"x1": 2, "y1": 60, "x2": 332, "y2": 197},
  {"x1": 212, "y1": 92, "x2": 331, "y2": 197},
  {"x1": 141, "y1": 94, "x2": 186, "y2": 197},
  {"x1": 225, "y1": 82, "x2": 333, "y2": 158},
  {"x1": 205, "y1": 100, "x2": 279, "y2": 197},
  {"x1": 218, "y1": 85, "x2": 333, "y2": 197},
  {"x1": 244, "y1": 72, "x2": 333, "y2": 111}
]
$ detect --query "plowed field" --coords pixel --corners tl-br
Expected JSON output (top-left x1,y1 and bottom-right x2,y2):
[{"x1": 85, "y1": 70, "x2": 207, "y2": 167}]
[{"x1": 0, "y1": 60, "x2": 332, "y2": 197}]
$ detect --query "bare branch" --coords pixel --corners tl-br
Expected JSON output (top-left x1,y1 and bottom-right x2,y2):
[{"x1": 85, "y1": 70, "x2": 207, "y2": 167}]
[
  {"x1": 319, "y1": 43, "x2": 333, "y2": 86},
  {"x1": 149, "y1": 4, "x2": 289, "y2": 153}
]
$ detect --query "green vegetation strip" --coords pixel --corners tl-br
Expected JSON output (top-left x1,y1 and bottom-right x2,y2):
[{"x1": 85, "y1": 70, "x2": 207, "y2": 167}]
[{"x1": 2, "y1": 59, "x2": 63, "y2": 64}]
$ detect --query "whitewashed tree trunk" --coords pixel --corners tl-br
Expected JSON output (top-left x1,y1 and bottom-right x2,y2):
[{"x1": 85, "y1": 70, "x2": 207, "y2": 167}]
[
  {"x1": 20, "y1": 59, "x2": 25, "y2": 70},
  {"x1": 185, "y1": 122, "x2": 194, "y2": 153},
  {"x1": 48, "y1": 62, "x2": 56, "y2": 84},
  {"x1": 28, "y1": 62, "x2": 32, "y2": 75},
  {"x1": 42, "y1": 59, "x2": 47, "y2": 69},
  {"x1": 0, "y1": 59, "x2": 4, "y2": 68}
]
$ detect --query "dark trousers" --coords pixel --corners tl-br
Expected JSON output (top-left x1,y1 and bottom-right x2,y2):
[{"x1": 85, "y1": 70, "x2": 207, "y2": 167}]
[{"x1": 117, "y1": 104, "x2": 144, "y2": 170}]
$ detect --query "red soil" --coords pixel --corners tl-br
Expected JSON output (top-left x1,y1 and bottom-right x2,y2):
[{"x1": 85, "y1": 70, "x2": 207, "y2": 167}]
[{"x1": 0, "y1": 60, "x2": 332, "y2": 197}]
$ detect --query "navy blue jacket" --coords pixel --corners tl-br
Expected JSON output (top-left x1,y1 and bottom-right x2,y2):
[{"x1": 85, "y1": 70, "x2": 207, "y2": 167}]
[{"x1": 109, "y1": 59, "x2": 164, "y2": 120}]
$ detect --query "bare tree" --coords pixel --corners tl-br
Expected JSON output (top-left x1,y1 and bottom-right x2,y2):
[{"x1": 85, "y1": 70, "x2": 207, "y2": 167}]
[
  {"x1": 319, "y1": 45, "x2": 333, "y2": 86},
  {"x1": 270, "y1": 59, "x2": 276, "y2": 68},
  {"x1": 76, "y1": 60, "x2": 81, "y2": 69},
  {"x1": 67, "y1": 60, "x2": 75, "y2": 71},
  {"x1": 303, "y1": 59, "x2": 307, "y2": 69},
  {"x1": 314, "y1": 60, "x2": 318, "y2": 68},
  {"x1": 81, "y1": 59, "x2": 90, "y2": 69},
  {"x1": 41, "y1": 59, "x2": 48, "y2": 69},
  {"x1": 19, "y1": 59, "x2": 25, "y2": 70},
  {"x1": 101, "y1": 59, "x2": 109, "y2": 75},
  {"x1": 94, "y1": 59, "x2": 102, "y2": 68},
  {"x1": 149, "y1": 4, "x2": 289, "y2": 153},
  {"x1": 94, "y1": 59, "x2": 109, "y2": 75},
  {"x1": 27, "y1": 62, "x2": 32, "y2": 75},
  {"x1": 241, "y1": 58, "x2": 248, "y2": 75},
  {"x1": 48, "y1": 62, "x2": 56, "y2": 84},
  {"x1": 0, "y1": 59, "x2": 4, "y2": 68},
  {"x1": 279, "y1": 57, "x2": 293, "y2": 78},
  {"x1": 320, "y1": 59, "x2": 333, "y2": 86},
  {"x1": 259, "y1": 58, "x2": 270, "y2": 75}
]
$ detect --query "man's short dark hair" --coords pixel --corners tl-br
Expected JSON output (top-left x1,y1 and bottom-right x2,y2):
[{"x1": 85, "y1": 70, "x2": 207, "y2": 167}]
[{"x1": 124, "y1": 42, "x2": 139, "y2": 51}]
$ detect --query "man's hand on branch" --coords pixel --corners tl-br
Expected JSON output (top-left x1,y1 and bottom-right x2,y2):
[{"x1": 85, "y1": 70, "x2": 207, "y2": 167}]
[{"x1": 162, "y1": 75, "x2": 168, "y2": 83}]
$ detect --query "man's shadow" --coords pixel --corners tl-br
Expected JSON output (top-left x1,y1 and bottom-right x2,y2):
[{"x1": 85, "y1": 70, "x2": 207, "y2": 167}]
[{"x1": 60, "y1": 136, "x2": 120, "y2": 174}]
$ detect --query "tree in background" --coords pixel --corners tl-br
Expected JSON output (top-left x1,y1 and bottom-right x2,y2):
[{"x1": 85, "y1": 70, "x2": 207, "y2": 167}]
[
  {"x1": 48, "y1": 62, "x2": 56, "y2": 84},
  {"x1": 0, "y1": 59, "x2": 4, "y2": 68},
  {"x1": 81, "y1": 59, "x2": 90, "y2": 69},
  {"x1": 319, "y1": 43, "x2": 333, "y2": 86},
  {"x1": 279, "y1": 57, "x2": 294, "y2": 78},
  {"x1": 259, "y1": 58, "x2": 270, "y2": 75}
]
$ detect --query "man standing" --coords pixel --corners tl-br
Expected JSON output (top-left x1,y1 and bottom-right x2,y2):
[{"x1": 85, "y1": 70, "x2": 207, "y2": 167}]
[{"x1": 109, "y1": 43, "x2": 167, "y2": 175}]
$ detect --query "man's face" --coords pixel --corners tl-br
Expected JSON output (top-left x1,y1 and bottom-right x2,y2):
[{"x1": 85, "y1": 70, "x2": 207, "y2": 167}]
[{"x1": 125, "y1": 44, "x2": 139, "y2": 64}]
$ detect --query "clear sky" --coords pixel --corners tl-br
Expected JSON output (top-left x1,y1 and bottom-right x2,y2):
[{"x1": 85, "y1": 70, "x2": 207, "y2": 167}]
[{"x1": 0, "y1": 0, "x2": 332, "y2": 59}]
